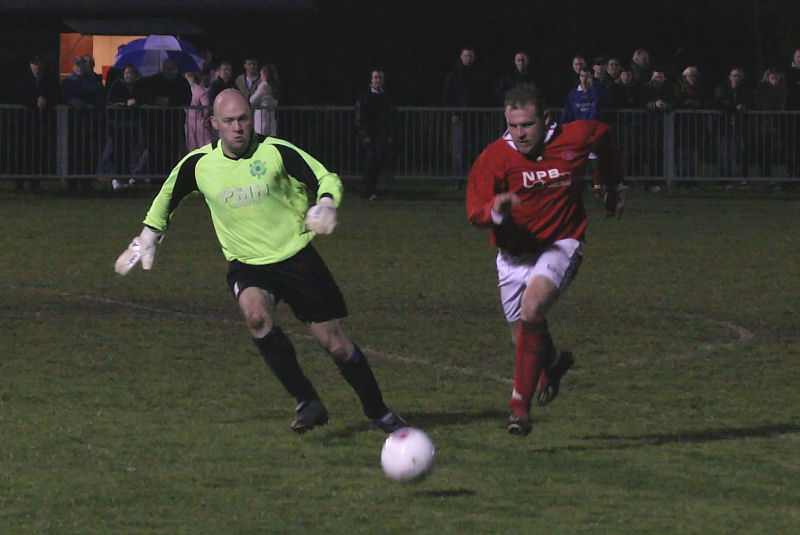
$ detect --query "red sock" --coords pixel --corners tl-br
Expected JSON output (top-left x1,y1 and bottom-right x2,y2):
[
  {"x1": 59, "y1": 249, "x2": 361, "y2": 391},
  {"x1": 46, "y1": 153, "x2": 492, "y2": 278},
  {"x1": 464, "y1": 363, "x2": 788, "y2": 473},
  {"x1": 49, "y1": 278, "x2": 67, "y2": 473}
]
[{"x1": 510, "y1": 318, "x2": 556, "y2": 417}]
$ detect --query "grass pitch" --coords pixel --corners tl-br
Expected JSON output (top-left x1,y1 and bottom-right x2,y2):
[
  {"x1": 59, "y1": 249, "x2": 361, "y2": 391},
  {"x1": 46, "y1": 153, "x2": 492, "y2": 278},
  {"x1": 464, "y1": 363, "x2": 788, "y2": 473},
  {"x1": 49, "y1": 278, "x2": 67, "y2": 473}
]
[{"x1": 2, "y1": 180, "x2": 799, "y2": 534}]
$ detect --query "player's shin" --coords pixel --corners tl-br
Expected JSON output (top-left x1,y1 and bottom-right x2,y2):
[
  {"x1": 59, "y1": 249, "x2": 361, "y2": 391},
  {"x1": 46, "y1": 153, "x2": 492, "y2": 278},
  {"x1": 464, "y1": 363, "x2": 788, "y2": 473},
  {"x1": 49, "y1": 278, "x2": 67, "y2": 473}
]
[
  {"x1": 510, "y1": 318, "x2": 555, "y2": 417},
  {"x1": 335, "y1": 345, "x2": 388, "y2": 420},
  {"x1": 253, "y1": 327, "x2": 319, "y2": 403}
]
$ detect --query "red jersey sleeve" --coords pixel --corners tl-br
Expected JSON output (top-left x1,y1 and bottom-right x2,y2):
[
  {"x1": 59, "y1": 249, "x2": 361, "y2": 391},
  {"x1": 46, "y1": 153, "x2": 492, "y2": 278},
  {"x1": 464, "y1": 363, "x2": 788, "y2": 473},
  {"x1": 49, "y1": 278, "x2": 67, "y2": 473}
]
[{"x1": 466, "y1": 139, "x2": 507, "y2": 228}]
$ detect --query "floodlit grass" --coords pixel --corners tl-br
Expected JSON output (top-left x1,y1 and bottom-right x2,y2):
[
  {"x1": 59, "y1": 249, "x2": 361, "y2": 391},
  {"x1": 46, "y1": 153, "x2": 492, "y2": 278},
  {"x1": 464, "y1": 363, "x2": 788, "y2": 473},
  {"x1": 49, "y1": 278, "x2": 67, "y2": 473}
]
[{"x1": 2, "y1": 180, "x2": 799, "y2": 534}]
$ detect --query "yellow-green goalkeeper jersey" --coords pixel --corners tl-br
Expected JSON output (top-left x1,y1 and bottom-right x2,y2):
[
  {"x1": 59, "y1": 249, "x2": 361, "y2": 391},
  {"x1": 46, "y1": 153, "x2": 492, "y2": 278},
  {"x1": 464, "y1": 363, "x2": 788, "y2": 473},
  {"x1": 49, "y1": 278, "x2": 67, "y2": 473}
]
[{"x1": 143, "y1": 134, "x2": 343, "y2": 265}]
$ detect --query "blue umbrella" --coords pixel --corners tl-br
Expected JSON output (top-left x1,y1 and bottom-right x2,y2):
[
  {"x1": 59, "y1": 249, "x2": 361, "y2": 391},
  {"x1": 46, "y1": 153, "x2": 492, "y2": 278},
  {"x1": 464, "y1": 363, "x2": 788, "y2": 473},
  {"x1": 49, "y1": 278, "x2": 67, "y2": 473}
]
[{"x1": 113, "y1": 35, "x2": 204, "y2": 77}]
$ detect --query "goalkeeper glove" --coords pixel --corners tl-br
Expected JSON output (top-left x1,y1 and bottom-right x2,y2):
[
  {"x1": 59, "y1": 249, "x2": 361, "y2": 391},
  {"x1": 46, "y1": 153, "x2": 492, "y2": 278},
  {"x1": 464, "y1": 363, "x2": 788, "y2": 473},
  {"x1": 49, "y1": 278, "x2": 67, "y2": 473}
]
[
  {"x1": 114, "y1": 226, "x2": 163, "y2": 275},
  {"x1": 305, "y1": 197, "x2": 337, "y2": 235}
]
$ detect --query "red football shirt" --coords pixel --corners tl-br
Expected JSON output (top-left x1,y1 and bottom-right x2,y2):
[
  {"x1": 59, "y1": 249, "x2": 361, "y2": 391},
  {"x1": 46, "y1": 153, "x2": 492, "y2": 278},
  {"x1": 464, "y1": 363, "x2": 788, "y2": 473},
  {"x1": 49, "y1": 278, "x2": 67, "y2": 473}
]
[{"x1": 466, "y1": 120, "x2": 623, "y2": 255}]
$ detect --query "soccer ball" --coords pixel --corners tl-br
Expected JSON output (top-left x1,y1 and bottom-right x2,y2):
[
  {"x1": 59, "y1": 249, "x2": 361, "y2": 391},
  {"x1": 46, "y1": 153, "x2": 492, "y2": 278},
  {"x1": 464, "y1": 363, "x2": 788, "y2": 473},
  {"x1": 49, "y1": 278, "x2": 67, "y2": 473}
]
[{"x1": 380, "y1": 427, "x2": 435, "y2": 483}]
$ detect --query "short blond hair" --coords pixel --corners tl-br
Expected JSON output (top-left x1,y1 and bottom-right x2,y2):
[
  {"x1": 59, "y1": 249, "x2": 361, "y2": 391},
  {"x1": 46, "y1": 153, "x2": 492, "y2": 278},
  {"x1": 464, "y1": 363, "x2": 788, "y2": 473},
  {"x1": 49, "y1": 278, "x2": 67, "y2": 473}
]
[{"x1": 503, "y1": 83, "x2": 546, "y2": 114}]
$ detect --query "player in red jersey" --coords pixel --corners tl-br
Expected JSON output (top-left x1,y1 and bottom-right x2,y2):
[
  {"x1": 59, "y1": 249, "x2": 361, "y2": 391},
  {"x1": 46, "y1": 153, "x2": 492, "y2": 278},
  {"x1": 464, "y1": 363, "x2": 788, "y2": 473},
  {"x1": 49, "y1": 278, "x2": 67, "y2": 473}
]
[{"x1": 466, "y1": 84, "x2": 625, "y2": 436}]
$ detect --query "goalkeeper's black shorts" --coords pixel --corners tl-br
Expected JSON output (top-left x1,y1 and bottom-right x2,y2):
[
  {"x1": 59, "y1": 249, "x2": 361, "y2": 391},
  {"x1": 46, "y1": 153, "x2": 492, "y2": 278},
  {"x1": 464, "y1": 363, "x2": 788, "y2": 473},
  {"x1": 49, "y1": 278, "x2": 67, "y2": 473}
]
[{"x1": 227, "y1": 244, "x2": 348, "y2": 324}]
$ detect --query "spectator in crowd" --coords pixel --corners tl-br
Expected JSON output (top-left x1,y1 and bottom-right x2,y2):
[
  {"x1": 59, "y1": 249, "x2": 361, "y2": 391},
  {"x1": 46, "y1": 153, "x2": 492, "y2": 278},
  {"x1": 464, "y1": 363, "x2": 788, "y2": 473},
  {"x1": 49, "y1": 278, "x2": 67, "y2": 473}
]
[
  {"x1": 60, "y1": 56, "x2": 103, "y2": 110},
  {"x1": 556, "y1": 53, "x2": 587, "y2": 103},
  {"x1": 673, "y1": 65, "x2": 708, "y2": 182},
  {"x1": 60, "y1": 55, "x2": 105, "y2": 192},
  {"x1": 630, "y1": 48, "x2": 652, "y2": 87},
  {"x1": 754, "y1": 68, "x2": 787, "y2": 110},
  {"x1": 641, "y1": 68, "x2": 673, "y2": 189},
  {"x1": 108, "y1": 63, "x2": 146, "y2": 106},
  {"x1": 142, "y1": 58, "x2": 192, "y2": 179},
  {"x1": 674, "y1": 66, "x2": 707, "y2": 109},
  {"x1": 572, "y1": 55, "x2": 587, "y2": 76},
  {"x1": 235, "y1": 56, "x2": 261, "y2": 99},
  {"x1": 784, "y1": 47, "x2": 800, "y2": 177},
  {"x1": 784, "y1": 47, "x2": 800, "y2": 109},
  {"x1": 208, "y1": 59, "x2": 234, "y2": 105},
  {"x1": 496, "y1": 51, "x2": 537, "y2": 103},
  {"x1": 107, "y1": 64, "x2": 147, "y2": 190},
  {"x1": 591, "y1": 56, "x2": 614, "y2": 104},
  {"x1": 442, "y1": 46, "x2": 488, "y2": 186},
  {"x1": 642, "y1": 69, "x2": 672, "y2": 111},
  {"x1": 200, "y1": 49, "x2": 215, "y2": 87},
  {"x1": 354, "y1": 69, "x2": 394, "y2": 200},
  {"x1": 208, "y1": 59, "x2": 235, "y2": 141},
  {"x1": 714, "y1": 67, "x2": 751, "y2": 182},
  {"x1": 591, "y1": 56, "x2": 605, "y2": 80},
  {"x1": 250, "y1": 63, "x2": 280, "y2": 137},
  {"x1": 753, "y1": 67, "x2": 786, "y2": 180},
  {"x1": 14, "y1": 55, "x2": 59, "y2": 191},
  {"x1": 610, "y1": 67, "x2": 640, "y2": 108},
  {"x1": 105, "y1": 44, "x2": 127, "y2": 94},
  {"x1": 562, "y1": 67, "x2": 611, "y2": 180},
  {"x1": 114, "y1": 88, "x2": 407, "y2": 436},
  {"x1": 609, "y1": 67, "x2": 644, "y2": 177},
  {"x1": 184, "y1": 71, "x2": 212, "y2": 152},
  {"x1": 82, "y1": 55, "x2": 103, "y2": 85},
  {"x1": 606, "y1": 57, "x2": 623, "y2": 83},
  {"x1": 561, "y1": 67, "x2": 609, "y2": 123},
  {"x1": 466, "y1": 83, "x2": 625, "y2": 436}
]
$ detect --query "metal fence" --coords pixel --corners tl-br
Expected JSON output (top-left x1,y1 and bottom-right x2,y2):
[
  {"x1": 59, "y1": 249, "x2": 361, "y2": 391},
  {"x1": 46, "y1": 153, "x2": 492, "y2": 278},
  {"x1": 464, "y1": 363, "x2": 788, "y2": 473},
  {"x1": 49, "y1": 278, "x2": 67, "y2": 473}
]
[{"x1": 2, "y1": 104, "x2": 800, "y2": 185}]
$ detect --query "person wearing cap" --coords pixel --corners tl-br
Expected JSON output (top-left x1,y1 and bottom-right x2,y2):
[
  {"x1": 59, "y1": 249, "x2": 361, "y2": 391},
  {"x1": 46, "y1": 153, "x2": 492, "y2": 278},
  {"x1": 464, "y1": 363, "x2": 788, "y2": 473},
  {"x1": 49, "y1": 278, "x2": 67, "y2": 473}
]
[{"x1": 60, "y1": 56, "x2": 105, "y2": 191}]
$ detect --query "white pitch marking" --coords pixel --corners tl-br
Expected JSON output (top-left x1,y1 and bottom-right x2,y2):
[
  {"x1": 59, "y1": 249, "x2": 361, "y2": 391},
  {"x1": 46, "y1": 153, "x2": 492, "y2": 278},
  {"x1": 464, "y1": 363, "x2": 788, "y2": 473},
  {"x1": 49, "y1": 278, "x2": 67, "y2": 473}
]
[
  {"x1": 615, "y1": 315, "x2": 755, "y2": 368},
  {"x1": 5, "y1": 284, "x2": 755, "y2": 382},
  {"x1": 6, "y1": 284, "x2": 513, "y2": 383}
]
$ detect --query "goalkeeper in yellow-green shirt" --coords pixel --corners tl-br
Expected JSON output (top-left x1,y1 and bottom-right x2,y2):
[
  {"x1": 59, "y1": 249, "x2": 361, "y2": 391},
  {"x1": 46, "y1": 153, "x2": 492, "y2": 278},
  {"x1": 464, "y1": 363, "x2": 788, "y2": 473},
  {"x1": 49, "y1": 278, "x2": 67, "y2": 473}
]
[{"x1": 115, "y1": 89, "x2": 406, "y2": 434}]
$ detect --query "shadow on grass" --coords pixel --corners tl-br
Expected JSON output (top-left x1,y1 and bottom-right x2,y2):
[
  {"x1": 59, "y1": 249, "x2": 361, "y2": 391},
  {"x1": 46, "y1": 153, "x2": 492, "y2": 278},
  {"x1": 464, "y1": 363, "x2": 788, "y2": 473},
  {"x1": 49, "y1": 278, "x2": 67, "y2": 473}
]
[
  {"x1": 322, "y1": 409, "x2": 506, "y2": 441},
  {"x1": 532, "y1": 422, "x2": 800, "y2": 453}
]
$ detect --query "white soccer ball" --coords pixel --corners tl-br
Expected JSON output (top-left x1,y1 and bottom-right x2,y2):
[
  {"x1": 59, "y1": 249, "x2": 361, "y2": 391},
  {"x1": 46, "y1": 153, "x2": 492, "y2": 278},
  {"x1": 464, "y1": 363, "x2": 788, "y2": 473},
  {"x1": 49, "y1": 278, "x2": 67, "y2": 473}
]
[{"x1": 380, "y1": 427, "x2": 435, "y2": 483}]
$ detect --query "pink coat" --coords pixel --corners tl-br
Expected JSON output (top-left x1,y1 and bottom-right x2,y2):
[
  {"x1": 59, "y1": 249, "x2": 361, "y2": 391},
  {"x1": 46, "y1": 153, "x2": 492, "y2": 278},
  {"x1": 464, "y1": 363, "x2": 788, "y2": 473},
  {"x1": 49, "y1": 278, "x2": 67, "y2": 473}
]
[{"x1": 185, "y1": 85, "x2": 212, "y2": 151}]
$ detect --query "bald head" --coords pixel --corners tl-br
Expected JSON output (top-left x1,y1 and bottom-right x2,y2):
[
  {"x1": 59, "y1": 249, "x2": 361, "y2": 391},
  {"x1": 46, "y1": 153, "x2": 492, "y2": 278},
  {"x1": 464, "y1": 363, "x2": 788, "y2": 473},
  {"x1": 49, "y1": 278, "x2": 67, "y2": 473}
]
[
  {"x1": 211, "y1": 89, "x2": 253, "y2": 157},
  {"x1": 213, "y1": 88, "x2": 248, "y2": 116}
]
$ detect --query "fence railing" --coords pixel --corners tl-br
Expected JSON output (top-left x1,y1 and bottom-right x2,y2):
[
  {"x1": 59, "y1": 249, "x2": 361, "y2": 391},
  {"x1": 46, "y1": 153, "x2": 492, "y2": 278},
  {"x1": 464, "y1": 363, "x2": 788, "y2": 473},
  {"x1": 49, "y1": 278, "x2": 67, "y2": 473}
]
[{"x1": 2, "y1": 104, "x2": 800, "y2": 184}]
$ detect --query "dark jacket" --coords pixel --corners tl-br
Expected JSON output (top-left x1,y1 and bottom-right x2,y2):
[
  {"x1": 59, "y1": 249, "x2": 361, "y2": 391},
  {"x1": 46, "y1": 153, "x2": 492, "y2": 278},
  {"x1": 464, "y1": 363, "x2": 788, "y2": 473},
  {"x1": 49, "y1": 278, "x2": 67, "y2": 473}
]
[
  {"x1": 783, "y1": 66, "x2": 800, "y2": 110},
  {"x1": 630, "y1": 61, "x2": 652, "y2": 87},
  {"x1": 611, "y1": 80, "x2": 641, "y2": 109},
  {"x1": 142, "y1": 72, "x2": 191, "y2": 106},
  {"x1": 107, "y1": 78, "x2": 148, "y2": 106},
  {"x1": 753, "y1": 80, "x2": 787, "y2": 111},
  {"x1": 16, "y1": 70, "x2": 59, "y2": 107},
  {"x1": 496, "y1": 69, "x2": 537, "y2": 104},
  {"x1": 714, "y1": 81, "x2": 752, "y2": 112},
  {"x1": 442, "y1": 62, "x2": 487, "y2": 107},
  {"x1": 355, "y1": 88, "x2": 393, "y2": 139},
  {"x1": 60, "y1": 72, "x2": 105, "y2": 110},
  {"x1": 674, "y1": 79, "x2": 709, "y2": 110},
  {"x1": 641, "y1": 82, "x2": 674, "y2": 111}
]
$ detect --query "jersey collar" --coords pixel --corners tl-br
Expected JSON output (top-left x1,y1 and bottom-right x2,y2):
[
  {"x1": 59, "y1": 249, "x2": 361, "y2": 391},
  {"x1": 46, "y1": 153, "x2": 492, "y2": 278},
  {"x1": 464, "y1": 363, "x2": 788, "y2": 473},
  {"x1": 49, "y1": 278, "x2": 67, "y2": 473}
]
[{"x1": 502, "y1": 121, "x2": 559, "y2": 156}]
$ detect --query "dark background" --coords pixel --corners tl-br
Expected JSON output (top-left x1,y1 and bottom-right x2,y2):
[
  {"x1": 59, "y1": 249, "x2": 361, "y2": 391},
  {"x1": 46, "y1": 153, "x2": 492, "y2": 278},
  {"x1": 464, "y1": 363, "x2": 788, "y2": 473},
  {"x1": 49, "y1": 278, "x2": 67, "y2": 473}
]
[{"x1": 2, "y1": 0, "x2": 800, "y2": 106}]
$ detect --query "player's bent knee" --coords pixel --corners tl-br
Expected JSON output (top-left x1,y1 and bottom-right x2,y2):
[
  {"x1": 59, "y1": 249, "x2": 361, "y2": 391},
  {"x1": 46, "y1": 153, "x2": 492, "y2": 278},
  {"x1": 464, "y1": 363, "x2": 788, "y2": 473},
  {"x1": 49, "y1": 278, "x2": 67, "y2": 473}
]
[
  {"x1": 245, "y1": 311, "x2": 272, "y2": 335},
  {"x1": 318, "y1": 334, "x2": 348, "y2": 358},
  {"x1": 311, "y1": 322, "x2": 351, "y2": 360}
]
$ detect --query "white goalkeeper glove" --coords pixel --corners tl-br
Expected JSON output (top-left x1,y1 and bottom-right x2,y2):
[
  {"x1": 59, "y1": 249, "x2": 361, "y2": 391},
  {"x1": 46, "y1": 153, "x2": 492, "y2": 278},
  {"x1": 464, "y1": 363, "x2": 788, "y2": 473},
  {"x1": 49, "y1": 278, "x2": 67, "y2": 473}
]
[
  {"x1": 305, "y1": 197, "x2": 337, "y2": 235},
  {"x1": 114, "y1": 226, "x2": 163, "y2": 275}
]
